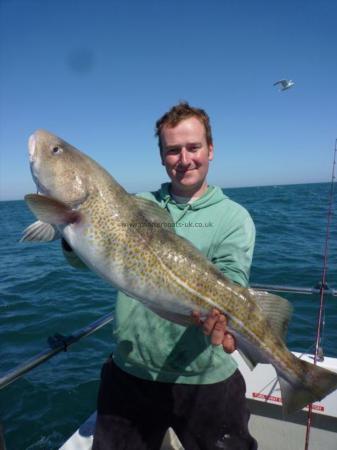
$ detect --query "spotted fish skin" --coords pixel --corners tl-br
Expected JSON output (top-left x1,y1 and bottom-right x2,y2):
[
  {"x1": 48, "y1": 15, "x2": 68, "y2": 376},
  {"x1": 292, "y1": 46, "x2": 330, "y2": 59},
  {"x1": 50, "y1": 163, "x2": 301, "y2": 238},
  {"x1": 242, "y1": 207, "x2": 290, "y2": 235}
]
[{"x1": 24, "y1": 129, "x2": 337, "y2": 414}]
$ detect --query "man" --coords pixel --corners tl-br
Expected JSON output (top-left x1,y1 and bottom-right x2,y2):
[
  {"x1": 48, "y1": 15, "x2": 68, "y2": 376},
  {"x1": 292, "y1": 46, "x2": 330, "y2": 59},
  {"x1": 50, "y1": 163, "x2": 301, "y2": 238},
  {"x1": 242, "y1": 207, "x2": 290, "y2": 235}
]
[{"x1": 64, "y1": 102, "x2": 256, "y2": 449}]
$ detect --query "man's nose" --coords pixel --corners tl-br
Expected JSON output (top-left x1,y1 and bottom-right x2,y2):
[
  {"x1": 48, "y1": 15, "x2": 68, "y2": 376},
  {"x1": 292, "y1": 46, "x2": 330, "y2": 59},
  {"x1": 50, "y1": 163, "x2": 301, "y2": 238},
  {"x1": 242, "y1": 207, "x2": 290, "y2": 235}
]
[{"x1": 179, "y1": 148, "x2": 191, "y2": 166}]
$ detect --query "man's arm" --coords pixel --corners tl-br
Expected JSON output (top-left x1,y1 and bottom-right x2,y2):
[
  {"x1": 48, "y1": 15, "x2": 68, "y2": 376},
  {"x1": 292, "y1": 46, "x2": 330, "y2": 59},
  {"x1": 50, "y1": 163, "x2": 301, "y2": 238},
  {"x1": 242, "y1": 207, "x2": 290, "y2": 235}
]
[
  {"x1": 195, "y1": 212, "x2": 256, "y2": 353},
  {"x1": 212, "y1": 214, "x2": 256, "y2": 287}
]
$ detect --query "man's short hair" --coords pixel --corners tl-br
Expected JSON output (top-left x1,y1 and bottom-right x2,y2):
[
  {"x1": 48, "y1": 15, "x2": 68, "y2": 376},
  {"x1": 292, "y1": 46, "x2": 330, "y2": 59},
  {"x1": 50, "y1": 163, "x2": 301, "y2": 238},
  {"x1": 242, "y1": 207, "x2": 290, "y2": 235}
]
[{"x1": 155, "y1": 101, "x2": 213, "y2": 152}]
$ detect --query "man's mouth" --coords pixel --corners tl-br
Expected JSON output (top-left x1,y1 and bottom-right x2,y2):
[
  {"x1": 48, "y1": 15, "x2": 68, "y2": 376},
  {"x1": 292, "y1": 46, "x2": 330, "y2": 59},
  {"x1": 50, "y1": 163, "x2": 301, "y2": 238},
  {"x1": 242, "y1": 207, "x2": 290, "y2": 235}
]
[{"x1": 176, "y1": 168, "x2": 196, "y2": 174}]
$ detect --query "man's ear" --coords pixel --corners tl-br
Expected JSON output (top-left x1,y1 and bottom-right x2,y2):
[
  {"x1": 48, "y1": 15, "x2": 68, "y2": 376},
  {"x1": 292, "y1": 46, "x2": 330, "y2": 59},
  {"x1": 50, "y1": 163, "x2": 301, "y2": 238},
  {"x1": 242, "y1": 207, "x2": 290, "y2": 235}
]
[
  {"x1": 208, "y1": 144, "x2": 214, "y2": 161},
  {"x1": 160, "y1": 150, "x2": 165, "y2": 166}
]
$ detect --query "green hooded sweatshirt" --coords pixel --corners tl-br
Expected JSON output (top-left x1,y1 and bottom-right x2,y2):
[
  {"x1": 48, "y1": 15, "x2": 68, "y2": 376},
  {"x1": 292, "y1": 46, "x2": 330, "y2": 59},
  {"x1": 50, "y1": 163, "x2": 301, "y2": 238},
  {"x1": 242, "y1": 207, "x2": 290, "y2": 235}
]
[{"x1": 113, "y1": 183, "x2": 255, "y2": 385}]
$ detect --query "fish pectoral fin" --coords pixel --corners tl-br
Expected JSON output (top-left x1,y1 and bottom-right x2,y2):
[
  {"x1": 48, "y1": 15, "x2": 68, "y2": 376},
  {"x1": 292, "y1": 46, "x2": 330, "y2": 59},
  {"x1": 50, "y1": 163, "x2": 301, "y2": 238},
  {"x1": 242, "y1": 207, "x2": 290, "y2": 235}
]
[
  {"x1": 20, "y1": 220, "x2": 61, "y2": 242},
  {"x1": 133, "y1": 197, "x2": 175, "y2": 229},
  {"x1": 248, "y1": 289, "x2": 293, "y2": 342},
  {"x1": 277, "y1": 358, "x2": 337, "y2": 414},
  {"x1": 24, "y1": 194, "x2": 80, "y2": 225}
]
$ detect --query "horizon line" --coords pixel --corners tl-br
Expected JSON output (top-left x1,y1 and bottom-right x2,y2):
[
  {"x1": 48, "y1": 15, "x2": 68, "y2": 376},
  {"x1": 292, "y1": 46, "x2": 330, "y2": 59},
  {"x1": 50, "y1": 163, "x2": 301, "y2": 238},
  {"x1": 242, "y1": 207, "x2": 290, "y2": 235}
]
[{"x1": 0, "y1": 180, "x2": 331, "y2": 202}]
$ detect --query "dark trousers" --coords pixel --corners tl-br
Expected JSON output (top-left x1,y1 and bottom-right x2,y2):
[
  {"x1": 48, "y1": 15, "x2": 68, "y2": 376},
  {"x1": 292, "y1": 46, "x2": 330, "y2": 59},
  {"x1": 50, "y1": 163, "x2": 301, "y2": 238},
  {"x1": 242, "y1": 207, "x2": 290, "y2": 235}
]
[{"x1": 92, "y1": 357, "x2": 257, "y2": 450}]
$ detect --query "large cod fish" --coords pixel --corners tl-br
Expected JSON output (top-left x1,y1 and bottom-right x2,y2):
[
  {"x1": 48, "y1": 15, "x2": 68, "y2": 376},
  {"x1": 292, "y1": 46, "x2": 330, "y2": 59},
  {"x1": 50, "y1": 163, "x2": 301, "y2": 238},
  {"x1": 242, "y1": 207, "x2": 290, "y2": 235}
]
[{"x1": 23, "y1": 129, "x2": 337, "y2": 414}]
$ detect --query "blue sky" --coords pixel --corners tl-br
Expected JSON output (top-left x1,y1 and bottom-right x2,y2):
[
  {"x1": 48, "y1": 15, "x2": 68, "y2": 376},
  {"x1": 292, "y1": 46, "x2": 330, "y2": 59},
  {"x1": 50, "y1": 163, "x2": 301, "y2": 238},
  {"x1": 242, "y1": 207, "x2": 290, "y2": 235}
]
[{"x1": 1, "y1": 0, "x2": 336, "y2": 200}]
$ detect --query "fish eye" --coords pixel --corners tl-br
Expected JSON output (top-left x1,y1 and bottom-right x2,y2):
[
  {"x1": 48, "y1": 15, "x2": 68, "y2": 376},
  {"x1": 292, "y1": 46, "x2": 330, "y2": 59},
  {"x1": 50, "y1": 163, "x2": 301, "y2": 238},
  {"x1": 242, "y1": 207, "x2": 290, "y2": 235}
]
[{"x1": 51, "y1": 146, "x2": 63, "y2": 155}]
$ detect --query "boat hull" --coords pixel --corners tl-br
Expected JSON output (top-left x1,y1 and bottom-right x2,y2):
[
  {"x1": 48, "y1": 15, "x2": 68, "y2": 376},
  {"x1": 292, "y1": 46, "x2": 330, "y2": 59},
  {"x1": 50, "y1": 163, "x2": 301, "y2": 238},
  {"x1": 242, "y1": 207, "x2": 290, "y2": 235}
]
[{"x1": 60, "y1": 352, "x2": 337, "y2": 450}]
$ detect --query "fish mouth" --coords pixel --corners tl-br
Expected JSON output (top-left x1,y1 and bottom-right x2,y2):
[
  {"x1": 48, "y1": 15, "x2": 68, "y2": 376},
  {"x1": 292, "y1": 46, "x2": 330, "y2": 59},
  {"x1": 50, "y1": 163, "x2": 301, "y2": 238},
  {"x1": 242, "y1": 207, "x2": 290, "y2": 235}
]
[
  {"x1": 28, "y1": 140, "x2": 50, "y2": 197},
  {"x1": 28, "y1": 133, "x2": 48, "y2": 195},
  {"x1": 28, "y1": 133, "x2": 36, "y2": 163},
  {"x1": 29, "y1": 164, "x2": 50, "y2": 197}
]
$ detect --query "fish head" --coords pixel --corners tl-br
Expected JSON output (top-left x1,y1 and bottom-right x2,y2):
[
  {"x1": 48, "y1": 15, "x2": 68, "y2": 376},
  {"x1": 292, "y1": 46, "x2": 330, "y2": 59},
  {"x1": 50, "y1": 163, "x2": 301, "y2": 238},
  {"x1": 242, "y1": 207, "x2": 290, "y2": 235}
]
[{"x1": 28, "y1": 129, "x2": 100, "y2": 206}]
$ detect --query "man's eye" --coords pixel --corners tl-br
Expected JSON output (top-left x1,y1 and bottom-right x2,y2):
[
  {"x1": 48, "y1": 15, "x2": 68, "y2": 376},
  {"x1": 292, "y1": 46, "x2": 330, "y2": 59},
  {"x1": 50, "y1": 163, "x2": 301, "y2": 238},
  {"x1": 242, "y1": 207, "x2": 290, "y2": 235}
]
[
  {"x1": 188, "y1": 144, "x2": 200, "y2": 152},
  {"x1": 166, "y1": 148, "x2": 180, "y2": 154}
]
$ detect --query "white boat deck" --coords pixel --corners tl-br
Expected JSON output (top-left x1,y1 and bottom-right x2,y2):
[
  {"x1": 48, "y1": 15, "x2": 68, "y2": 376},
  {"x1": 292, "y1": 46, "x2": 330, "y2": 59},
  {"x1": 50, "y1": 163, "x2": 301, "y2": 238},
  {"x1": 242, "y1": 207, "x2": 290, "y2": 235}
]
[{"x1": 60, "y1": 352, "x2": 337, "y2": 450}]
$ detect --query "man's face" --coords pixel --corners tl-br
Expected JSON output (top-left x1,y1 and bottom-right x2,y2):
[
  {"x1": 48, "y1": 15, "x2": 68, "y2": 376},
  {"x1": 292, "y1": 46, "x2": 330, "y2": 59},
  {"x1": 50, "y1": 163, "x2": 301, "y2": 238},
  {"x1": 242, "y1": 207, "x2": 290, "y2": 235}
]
[{"x1": 160, "y1": 117, "x2": 214, "y2": 197}]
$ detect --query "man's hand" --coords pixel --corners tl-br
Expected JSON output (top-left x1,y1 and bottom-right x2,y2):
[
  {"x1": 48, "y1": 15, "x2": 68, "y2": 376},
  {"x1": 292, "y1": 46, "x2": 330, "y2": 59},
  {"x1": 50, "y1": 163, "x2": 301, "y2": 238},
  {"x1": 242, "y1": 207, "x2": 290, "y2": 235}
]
[{"x1": 192, "y1": 309, "x2": 236, "y2": 354}]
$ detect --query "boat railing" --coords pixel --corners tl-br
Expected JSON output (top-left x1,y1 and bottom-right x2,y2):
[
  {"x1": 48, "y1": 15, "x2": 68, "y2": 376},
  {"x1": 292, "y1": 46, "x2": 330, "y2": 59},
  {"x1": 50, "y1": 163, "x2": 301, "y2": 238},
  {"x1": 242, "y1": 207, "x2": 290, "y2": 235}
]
[
  {"x1": 0, "y1": 283, "x2": 336, "y2": 391},
  {"x1": 0, "y1": 312, "x2": 114, "y2": 391},
  {"x1": 250, "y1": 283, "x2": 337, "y2": 296}
]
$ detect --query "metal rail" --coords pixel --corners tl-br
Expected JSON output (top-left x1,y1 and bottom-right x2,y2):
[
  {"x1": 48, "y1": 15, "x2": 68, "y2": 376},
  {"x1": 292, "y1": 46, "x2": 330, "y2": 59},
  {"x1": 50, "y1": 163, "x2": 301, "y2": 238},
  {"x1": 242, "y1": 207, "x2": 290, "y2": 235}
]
[
  {"x1": 0, "y1": 312, "x2": 114, "y2": 391},
  {"x1": 250, "y1": 283, "x2": 337, "y2": 296},
  {"x1": 0, "y1": 283, "x2": 336, "y2": 391}
]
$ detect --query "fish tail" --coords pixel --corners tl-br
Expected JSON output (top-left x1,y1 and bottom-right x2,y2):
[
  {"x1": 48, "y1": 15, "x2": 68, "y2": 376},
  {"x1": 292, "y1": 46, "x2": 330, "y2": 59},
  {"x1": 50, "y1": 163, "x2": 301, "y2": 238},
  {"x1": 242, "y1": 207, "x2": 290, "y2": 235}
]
[{"x1": 278, "y1": 357, "x2": 337, "y2": 414}]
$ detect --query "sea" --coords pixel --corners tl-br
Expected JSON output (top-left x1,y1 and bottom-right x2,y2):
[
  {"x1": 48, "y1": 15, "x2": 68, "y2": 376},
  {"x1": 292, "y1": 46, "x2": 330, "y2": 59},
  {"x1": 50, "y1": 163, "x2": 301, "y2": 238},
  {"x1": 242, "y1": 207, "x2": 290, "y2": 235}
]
[{"x1": 1, "y1": 182, "x2": 336, "y2": 450}]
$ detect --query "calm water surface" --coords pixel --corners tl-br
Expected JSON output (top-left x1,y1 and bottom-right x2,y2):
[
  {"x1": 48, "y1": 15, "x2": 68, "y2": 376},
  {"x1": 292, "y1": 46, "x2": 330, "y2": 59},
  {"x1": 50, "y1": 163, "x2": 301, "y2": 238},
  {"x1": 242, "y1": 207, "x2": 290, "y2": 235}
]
[{"x1": 1, "y1": 182, "x2": 336, "y2": 449}]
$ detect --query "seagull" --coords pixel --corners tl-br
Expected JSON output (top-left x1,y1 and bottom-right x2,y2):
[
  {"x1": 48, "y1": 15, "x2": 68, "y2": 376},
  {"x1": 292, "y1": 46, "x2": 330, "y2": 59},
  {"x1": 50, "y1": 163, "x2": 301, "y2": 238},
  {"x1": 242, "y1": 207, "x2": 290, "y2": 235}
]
[{"x1": 273, "y1": 79, "x2": 295, "y2": 91}]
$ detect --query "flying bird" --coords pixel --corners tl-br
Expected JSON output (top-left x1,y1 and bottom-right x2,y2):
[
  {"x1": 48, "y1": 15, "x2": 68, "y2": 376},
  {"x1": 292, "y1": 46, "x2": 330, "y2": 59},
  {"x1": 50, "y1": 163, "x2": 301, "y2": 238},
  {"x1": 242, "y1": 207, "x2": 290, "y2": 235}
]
[{"x1": 273, "y1": 79, "x2": 295, "y2": 91}]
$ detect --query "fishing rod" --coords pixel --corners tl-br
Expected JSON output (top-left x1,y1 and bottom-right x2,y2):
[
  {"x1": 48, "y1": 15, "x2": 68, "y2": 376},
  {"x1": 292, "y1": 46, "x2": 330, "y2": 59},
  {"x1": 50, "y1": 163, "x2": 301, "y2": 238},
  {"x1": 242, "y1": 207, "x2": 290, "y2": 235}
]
[{"x1": 304, "y1": 139, "x2": 337, "y2": 450}]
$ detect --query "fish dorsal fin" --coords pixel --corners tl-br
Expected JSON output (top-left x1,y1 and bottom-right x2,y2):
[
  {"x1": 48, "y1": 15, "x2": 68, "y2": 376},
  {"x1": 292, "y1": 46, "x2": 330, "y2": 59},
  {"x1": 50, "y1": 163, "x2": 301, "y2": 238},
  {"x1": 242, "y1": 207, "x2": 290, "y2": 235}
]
[
  {"x1": 24, "y1": 194, "x2": 80, "y2": 225},
  {"x1": 134, "y1": 197, "x2": 175, "y2": 229},
  {"x1": 20, "y1": 220, "x2": 61, "y2": 242},
  {"x1": 248, "y1": 289, "x2": 293, "y2": 342}
]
